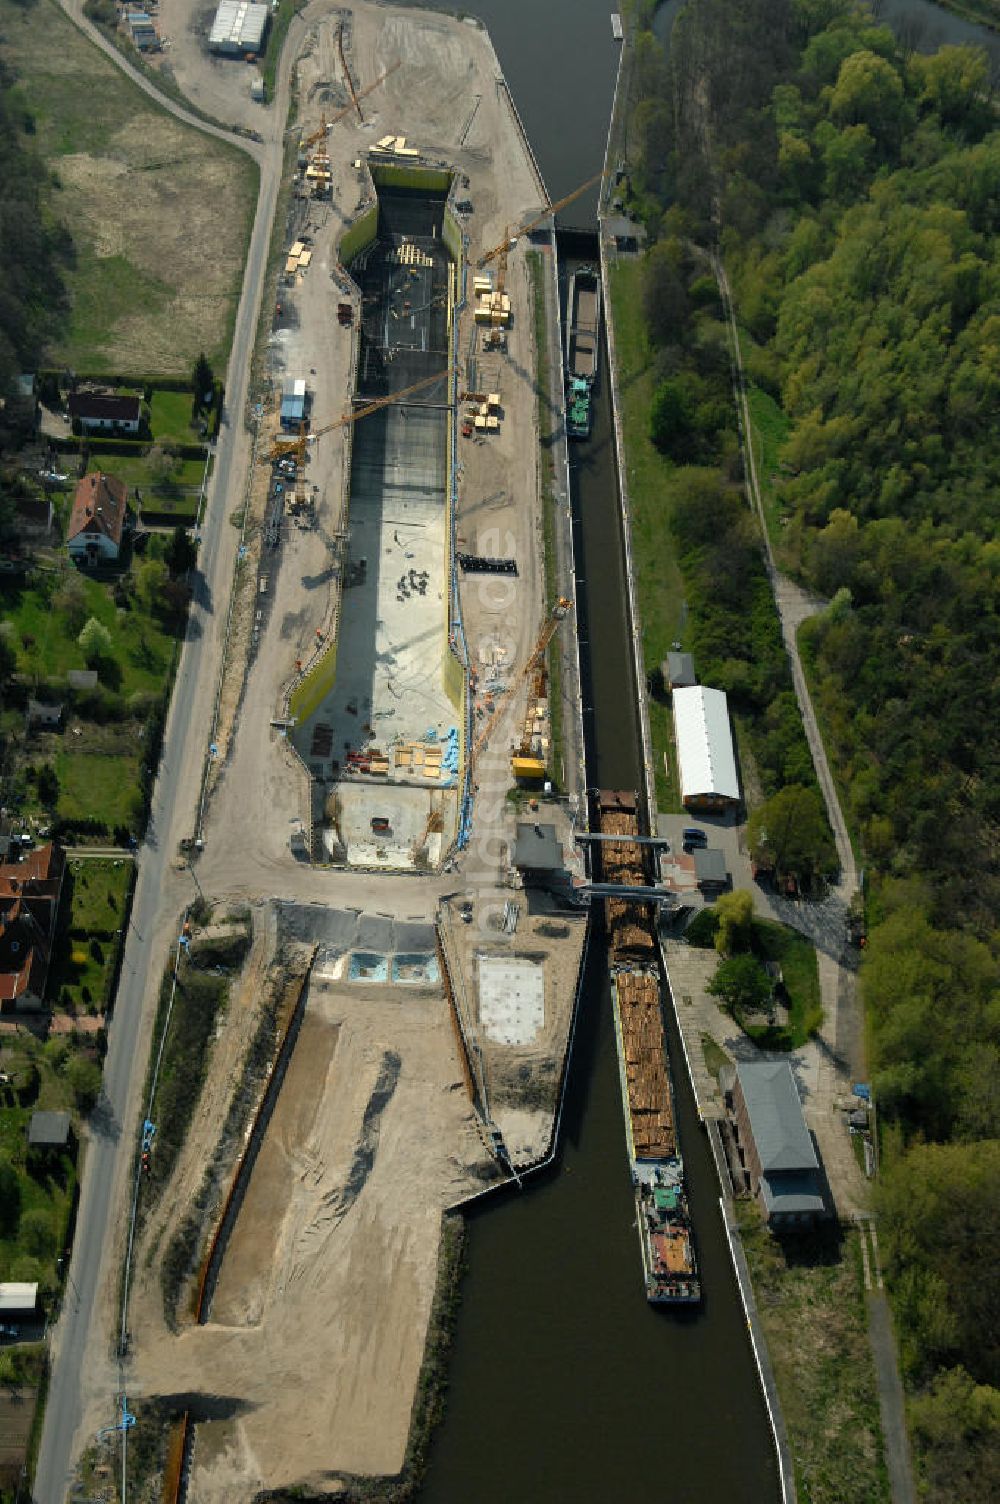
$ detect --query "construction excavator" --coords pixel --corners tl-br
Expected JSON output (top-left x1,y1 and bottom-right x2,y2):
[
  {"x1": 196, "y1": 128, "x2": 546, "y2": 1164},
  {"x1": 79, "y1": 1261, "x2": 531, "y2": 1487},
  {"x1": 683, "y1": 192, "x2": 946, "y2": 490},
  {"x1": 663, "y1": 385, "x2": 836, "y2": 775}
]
[
  {"x1": 268, "y1": 367, "x2": 454, "y2": 463},
  {"x1": 470, "y1": 597, "x2": 573, "y2": 771}
]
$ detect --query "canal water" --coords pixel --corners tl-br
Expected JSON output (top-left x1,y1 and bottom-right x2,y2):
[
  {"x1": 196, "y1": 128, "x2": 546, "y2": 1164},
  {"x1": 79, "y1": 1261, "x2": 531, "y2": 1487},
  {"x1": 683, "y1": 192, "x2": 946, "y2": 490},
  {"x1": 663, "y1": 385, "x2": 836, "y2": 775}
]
[{"x1": 418, "y1": 1, "x2": 998, "y2": 1499}]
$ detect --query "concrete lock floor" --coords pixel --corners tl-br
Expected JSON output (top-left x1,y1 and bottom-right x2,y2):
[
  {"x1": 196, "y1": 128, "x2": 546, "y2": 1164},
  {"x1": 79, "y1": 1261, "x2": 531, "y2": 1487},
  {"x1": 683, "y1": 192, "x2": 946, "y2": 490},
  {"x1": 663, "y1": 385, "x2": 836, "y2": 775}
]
[{"x1": 293, "y1": 198, "x2": 459, "y2": 868}]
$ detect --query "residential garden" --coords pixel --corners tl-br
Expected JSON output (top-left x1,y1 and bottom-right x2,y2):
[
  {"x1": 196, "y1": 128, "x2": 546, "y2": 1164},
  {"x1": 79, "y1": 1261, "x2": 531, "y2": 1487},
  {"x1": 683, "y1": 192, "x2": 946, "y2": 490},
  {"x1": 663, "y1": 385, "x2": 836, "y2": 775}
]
[{"x1": 0, "y1": 532, "x2": 192, "y2": 839}]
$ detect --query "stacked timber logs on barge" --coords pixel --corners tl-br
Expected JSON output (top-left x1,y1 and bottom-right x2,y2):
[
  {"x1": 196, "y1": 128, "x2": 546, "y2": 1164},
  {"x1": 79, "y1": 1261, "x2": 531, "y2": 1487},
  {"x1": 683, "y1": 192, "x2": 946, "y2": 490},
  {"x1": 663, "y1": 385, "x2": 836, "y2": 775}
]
[
  {"x1": 616, "y1": 967, "x2": 676, "y2": 1160},
  {"x1": 595, "y1": 789, "x2": 701, "y2": 1305}
]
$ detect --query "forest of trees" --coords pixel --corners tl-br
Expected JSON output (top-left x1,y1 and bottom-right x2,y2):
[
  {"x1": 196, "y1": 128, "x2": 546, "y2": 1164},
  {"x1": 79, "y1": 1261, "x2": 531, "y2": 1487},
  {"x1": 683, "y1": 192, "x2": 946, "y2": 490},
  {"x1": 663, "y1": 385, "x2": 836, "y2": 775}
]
[{"x1": 626, "y1": 0, "x2": 1000, "y2": 1493}]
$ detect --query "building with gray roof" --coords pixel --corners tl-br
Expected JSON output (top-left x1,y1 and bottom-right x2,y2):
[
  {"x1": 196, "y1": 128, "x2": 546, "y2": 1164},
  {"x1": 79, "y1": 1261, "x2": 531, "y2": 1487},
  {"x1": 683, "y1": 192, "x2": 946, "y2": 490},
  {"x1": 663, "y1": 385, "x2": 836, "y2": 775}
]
[
  {"x1": 662, "y1": 650, "x2": 695, "y2": 689},
  {"x1": 725, "y1": 1061, "x2": 826, "y2": 1226},
  {"x1": 209, "y1": 1, "x2": 268, "y2": 56}
]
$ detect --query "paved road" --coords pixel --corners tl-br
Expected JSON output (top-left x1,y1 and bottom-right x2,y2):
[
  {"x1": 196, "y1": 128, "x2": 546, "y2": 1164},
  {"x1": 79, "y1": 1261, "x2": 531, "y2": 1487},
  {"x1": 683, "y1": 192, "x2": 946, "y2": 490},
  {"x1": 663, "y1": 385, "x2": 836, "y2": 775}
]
[
  {"x1": 57, "y1": 0, "x2": 266, "y2": 165},
  {"x1": 33, "y1": 11, "x2": 295, "y2": 1499}
]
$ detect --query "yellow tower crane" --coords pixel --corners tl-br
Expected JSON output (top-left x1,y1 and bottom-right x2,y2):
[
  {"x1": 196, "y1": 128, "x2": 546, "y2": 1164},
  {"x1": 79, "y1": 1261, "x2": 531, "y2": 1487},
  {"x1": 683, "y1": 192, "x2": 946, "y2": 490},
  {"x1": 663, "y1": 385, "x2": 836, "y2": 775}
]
[
  {"x1": 268, "y1": 368, "x2": 454, "y2": 464},
  {"x1": 299, "y1": 62, "x2": 401, "y2": 151},
  {"x1": 476, "y1": 172, "x2": 608, "y2": 336},
  {"x1": 470, "y1": 597, "x2": 573, "y2": 769}
]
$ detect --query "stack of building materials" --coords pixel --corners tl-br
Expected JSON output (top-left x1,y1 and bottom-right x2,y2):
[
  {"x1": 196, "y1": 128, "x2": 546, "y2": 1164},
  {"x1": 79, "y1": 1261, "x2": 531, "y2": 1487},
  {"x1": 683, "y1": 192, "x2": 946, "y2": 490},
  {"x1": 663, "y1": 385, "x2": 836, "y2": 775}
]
[
  {"x1": 474, "y1": 291, "x2": 511, "y2": 327},
  {"x1": 601, "y1": 807, "x2": 655, "y2": 957},
  {"x1": 373, "y1": 135, "x2": 420, "y2": 158}
]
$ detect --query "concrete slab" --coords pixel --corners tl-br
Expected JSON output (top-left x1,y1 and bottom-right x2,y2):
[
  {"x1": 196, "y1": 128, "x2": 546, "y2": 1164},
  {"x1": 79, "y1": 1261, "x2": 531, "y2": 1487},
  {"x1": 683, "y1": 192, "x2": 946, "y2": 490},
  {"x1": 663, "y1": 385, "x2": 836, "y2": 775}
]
[{"x1": 477, "y1": 954, "x2": 544, "y2": 1045}]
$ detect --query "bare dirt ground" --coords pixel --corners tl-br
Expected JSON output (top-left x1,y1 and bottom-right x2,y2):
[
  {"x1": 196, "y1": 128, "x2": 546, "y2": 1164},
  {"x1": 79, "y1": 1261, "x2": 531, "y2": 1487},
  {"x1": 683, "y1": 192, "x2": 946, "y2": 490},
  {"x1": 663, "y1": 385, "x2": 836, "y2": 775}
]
[
  {"x1": 79, "y1": 7, "x2": 587, "y2": 1497},
  {"x1": 133, "y1": 962, "x2": 487, "y2": 1497},
  {"x1": 0, "y1": 0, "x2": 257, "y2": 374},
  {"x1": 154, "y1": 0, "x2": 269, "y2": 131}
]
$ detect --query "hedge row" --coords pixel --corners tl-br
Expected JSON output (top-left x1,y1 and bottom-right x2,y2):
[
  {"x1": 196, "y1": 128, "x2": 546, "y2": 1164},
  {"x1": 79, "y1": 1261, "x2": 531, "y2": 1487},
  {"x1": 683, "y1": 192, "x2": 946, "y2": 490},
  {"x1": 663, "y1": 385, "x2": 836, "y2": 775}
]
[
  {"x1": 51, "y1": 436, "x2": 209, "y2": 461},
  {"x1": 38, "y1": 370, "x2": 196, "y2": 394},
  {"x1": 140, "y1": 506, "x2": 200, "y2": 527}
]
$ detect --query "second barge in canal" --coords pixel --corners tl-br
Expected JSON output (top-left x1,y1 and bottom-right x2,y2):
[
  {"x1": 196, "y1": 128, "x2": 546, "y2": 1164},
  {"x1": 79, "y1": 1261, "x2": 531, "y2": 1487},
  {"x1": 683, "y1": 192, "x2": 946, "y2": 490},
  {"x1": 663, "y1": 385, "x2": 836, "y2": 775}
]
[
  {"x1": 565, "y1": 265, "x2": 601, "y2": 440},
  {"x1": 595, "y1": 789, "x2": 701, "y2": 1306}
]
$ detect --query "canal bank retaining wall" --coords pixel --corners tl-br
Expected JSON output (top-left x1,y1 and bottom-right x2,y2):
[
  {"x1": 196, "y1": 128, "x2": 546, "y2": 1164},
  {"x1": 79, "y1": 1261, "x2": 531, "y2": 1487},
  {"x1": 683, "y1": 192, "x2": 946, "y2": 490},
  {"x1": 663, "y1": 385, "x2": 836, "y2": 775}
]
[
  {"x1": 597, "y1": 28, "x2": 796, "y2": 1504},
  {"x1": 547, "y1": 229, "x2": 588, "y2": 802}
]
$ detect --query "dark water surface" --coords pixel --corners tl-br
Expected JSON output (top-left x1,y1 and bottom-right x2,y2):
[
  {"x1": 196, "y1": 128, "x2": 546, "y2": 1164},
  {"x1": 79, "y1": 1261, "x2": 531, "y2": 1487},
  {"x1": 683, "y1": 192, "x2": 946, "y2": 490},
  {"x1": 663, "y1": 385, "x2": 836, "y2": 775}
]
[{"x1": 417, "y1": 0, "x2": 998, "y2": 1498}]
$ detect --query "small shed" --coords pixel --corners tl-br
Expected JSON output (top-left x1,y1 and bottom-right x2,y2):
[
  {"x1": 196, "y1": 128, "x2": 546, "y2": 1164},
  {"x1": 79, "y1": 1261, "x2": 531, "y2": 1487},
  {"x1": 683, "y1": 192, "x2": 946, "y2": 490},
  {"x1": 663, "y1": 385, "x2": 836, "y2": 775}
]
[
  {"x1": 663, "y1": 651, "x2": 695, "y2": 689},
  {"x1": 0, "y1": 1283, "x2": 39, "y2": 1320},
  {"x1": 513, "y1": 822, "x2": 563, "y2": 879},
  {"x1": 280, "y1": 378, "x2": 308, "y2": 430},
  {"x1": 27, "y1": 700, "x2": 63, "y2": 729},
  {"x1": 67, "y1": 669, "x2": 99, "y2": 691},
  {"x1": 693, "y1": 847, "x2": 728, "y2": 889},
  {"x1": 28, "y1": 1111, "x2": 71, "y2": 1152}
]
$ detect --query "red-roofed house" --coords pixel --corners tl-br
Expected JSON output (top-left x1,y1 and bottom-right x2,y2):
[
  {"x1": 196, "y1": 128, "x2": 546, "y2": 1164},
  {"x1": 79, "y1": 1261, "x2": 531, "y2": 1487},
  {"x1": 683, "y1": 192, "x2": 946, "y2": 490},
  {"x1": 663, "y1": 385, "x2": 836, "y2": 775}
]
[
  {"x1": 0, "y1": 843, "x2": 65, "y2": 1012},
  {"x1": 67, "y1": 392, "x2": 141, "y2": 433},
  {"x1": 67, "y1": 472, "x2": 129, "y2": 564}
]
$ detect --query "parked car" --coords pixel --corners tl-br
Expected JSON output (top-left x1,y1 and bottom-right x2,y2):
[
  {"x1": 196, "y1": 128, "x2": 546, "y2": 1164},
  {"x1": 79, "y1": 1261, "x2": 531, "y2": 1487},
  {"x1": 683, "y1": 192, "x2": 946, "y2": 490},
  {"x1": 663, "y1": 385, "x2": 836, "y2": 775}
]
[{"x1": 682, "y1": 826, "x2": 708, "y2": 849}]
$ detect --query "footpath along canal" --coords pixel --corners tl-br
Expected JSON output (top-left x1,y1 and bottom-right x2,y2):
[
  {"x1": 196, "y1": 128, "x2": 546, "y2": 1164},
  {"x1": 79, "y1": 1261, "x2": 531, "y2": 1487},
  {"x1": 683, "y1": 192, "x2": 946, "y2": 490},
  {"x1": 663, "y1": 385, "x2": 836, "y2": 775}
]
[
  {"x1": 419, "y1": 4, "x2": 779, "y2": 1500},
  {"x1": 418, "y1": 0, "x2": 1000, "y2": 1496}
]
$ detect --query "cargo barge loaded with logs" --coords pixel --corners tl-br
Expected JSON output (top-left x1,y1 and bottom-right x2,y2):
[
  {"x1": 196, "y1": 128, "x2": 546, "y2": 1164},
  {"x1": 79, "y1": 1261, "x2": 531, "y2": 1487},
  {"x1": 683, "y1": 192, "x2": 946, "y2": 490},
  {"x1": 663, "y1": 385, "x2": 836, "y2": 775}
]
[{"x1": 593, "y1": 789, "x2": 700, "y2": 1305}]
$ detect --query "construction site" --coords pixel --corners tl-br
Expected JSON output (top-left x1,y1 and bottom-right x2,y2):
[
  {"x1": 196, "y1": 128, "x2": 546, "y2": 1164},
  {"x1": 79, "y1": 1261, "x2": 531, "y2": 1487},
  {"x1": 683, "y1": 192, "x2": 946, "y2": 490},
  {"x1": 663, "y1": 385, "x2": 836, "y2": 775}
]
[{"x1": 102, "y1": 6, "x2": 591, "y2": 1500}]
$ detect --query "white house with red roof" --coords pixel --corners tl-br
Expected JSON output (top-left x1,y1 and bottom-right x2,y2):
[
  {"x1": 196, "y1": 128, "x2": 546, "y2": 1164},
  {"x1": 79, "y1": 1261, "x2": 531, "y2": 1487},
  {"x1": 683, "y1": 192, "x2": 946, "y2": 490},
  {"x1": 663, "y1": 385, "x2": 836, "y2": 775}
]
[{"x1": 67, "y1": 472, "x2": 129, "y2": 564}]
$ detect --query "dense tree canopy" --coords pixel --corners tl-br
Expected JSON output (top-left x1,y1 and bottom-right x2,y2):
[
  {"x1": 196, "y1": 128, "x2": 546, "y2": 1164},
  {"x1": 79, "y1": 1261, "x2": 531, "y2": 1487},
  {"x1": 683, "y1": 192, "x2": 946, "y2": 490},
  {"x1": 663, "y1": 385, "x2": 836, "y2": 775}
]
[{"x1": 626, "y1": 0, "x2": 1000, "y2": 1490}]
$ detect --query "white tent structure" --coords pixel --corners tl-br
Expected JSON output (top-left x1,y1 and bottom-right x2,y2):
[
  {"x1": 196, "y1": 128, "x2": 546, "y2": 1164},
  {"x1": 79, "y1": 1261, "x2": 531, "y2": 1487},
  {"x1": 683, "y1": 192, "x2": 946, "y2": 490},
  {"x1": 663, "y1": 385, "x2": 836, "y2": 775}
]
[{"x1": 672, "y1": 684, "x2": 739, "y2": 810}]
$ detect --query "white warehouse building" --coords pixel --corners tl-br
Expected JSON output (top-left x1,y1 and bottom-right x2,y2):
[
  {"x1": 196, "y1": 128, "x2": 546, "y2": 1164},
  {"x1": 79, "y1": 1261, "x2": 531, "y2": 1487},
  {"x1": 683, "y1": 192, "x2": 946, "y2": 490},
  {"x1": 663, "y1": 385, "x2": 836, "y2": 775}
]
[
  {"x1": 672, "y1": 684, "x2": 740, "y2": 811},
  {"x1": 209, "y1": 0, "x2": 268, "y2": 56}
]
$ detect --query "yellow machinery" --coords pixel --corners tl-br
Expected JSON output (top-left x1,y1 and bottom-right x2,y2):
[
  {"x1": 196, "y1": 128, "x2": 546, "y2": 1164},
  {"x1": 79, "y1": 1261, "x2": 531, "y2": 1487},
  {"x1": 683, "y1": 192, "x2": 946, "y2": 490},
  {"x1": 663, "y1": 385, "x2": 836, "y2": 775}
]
[
  {"x1": 268, "y1": 368, "x2": 454, "y2": 463},
  {"x1": 470, "y1": 597, "x2": 573, "y2": 769},
  {"x1": 299, "y1": 112, "x2": 329, "y2": 153},
  {"x1": 511, "y1": 660, "x2": 550, "y2": 781},
  {"x1": 298, "y1": 62, "x2": 401, "y2": 150},
  {"x1": 475, "y1": 173, "x2": 608, "y2": 333}
]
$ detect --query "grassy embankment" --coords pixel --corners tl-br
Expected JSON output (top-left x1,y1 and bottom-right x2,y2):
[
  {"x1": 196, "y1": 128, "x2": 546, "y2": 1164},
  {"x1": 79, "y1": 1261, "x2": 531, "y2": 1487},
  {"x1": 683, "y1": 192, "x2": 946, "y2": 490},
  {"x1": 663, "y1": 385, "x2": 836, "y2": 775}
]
[
  {"x1": 738, "y1": 1205, "x2": 890, "y2": 1504},
  {"x1": 606, "y1": 260, "x2": 686, "y2": 811},
  {"x1": 262, "y1": 0, "x2": 306, "y2": 101},
  {"x1": 1, "y1": 0, "x2": 257, "y2": 376},
  {"x1": 527, "y1": 251, "x2": 565, "y2": 788}
]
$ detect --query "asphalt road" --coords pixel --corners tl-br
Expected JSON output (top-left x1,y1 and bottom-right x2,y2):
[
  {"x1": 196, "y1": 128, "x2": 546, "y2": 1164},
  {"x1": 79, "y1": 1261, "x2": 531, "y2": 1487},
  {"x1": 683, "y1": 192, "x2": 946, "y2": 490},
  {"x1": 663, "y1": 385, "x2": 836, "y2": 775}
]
[{"x1": 33, "y1": 10, "x2": 296, "y2": 1498}]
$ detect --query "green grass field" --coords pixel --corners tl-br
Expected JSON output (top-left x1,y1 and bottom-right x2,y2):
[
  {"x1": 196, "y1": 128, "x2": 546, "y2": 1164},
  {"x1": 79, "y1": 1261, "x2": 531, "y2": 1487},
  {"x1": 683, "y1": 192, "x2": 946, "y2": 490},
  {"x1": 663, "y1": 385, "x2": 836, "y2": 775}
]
[
  {"x1": 86, "y1": 453, "x2": 206, "y2": 522},
  {"x1": 750, "y1": 918, "x2": 823, "y2": 1049},
  {"x1": 738, "y1": 1206, "x2": 890, "y2": 1504},
  {"x1": 608, "y1": 260, "x2": 687, "y2": 811},
  {"x1": 148, "y1": 389, "x2": 199, "y2": 448},
  {"x1": 0, "y1": 0, "x2": 257, "y2": 375},
  {"x1": 745, "y1": 380, "x2": 791, "y2": 545},
  {"x1": 47, "y1": 858, "x2": 132, "y2": 1013},
  {"x1": 54, "y1": 746, "x2": 143, "y2": 830}
]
